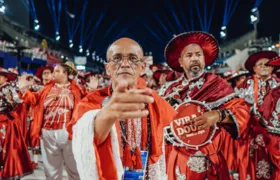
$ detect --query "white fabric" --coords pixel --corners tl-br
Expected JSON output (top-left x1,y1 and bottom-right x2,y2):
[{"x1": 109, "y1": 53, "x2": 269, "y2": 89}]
[
  {"x1": 33, "y1": 154, "x2": 38, "y2": 163},
  {"x1": 72, "y1": 110, "x2": 100, "y2": 180},
  {"x1": 226, "y1": 48, "x2": 249, "y2": 72},
  {"x1": 41, "y1": 129, "x2": 79, "y2": 180},
  {"x1": 110, "y1": 122, "x2": 124, "y2": 179}
]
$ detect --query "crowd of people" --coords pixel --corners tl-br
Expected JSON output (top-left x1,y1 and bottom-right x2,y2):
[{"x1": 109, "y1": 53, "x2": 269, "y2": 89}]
[{"x1": 0, "y1": 31, "x2": 279, "y2": 180}]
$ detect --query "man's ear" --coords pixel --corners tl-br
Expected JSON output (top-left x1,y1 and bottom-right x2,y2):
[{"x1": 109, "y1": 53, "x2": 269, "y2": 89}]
[
  {"x1": 140, "y1": 62, "x2": 146, "y2": 76},
  {"x1": 179, "y1": 57, "x2": 183, "y2": 67},
  {"x1": 105, "y1": 64, "x2": 111, "y2": 76}
]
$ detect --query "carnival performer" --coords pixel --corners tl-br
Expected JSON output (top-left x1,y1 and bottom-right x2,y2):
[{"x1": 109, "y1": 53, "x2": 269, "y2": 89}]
[
  {"x1": 19, "y1": 62, "x2": 82, "y2": 180},
  {"x1": 160, "y1": 31, "x2": 250, "y2": 180},
  {"x1": 243, "y1": 56, "x2": 280, "y2": 180},
  {"x1": 67, "y1": 38, "x2": 176, "y2": 179},
  {"x1": 0, "y1": 68, "x2": 33, "y2": 179},
  {"x1": 236, "y1": 51, "x2": 279, "y2": 180}
]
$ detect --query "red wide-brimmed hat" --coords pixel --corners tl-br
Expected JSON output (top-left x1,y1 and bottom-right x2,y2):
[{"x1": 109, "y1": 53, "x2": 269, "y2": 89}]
[
  {"x1": 164, "y1": 31, "x2": 219, "y2": 72},
  {"x1": 149, "y1": 64, "x2": 166, "y2": 71},
  {"x1": 165, "y1": 71, "x2": 182, "y2": 81},
  {"x1": 0, "y1": 68, "x2": 17, "y2": 82},
  {"x1": 153, "y1": 69, "x2": 172, "y2": 83},
  {"x1": 36, "y1": 66, "x2": 54, "y2": 80},
  {"x1": 84, "y1": 72, "x2": 96, "y2": 80},
  {"x1": 267, "y1": 56, "x2": 280, "y2": 67},
  {"x1": 245, "y1": 51, "x2": 278, "y2": 73},
  {"x1": 8, "y1": 68, "x2": 19, "y2": 75}
]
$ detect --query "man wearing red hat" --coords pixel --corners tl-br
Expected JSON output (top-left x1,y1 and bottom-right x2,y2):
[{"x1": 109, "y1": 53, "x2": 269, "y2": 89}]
[
  {"x1": 258, "y1": 56, "x2": 280, "y2": 180},
  {"x1": 67, "y1": 38, "x2": 176, "y2": 179},
  {"x1": 239, "y1": 56, "x2": 280, "y2": 180},
  {"x1": 84, "y1": 72, "x2": 99, "y2": 92},
  {"x1": 36, "y1": 66, "x2": 54, "y2": 85},
  {"x1": 153, "y1": 69, "x2": 172, "y2": 90},
  {"x1": 161, "y1": 31, "x2": 250, "y2": 180},
  {"x1": 0, "y1": 68, "x2": 33, "y2": 179},
  {"x1": 19, "y1": 62, "x2": 82, "y2": 179},
  {"x1": 236, "y1": 51, "x2": 280, "y2": 180}
]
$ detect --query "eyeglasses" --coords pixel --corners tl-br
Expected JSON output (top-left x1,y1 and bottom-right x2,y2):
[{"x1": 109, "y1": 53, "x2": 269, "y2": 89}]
[
  {"x1": 256, "y1": 62, "x2": 269, "y2": 67},
  {"x1": 108, "y1": 55, "x2": 144, "y2": 66}
]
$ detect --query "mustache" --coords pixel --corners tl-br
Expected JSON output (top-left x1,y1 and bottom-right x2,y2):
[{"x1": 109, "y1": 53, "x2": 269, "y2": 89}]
[{"x1": 190, "y1": 62, "x2": 201, "y2": 67}]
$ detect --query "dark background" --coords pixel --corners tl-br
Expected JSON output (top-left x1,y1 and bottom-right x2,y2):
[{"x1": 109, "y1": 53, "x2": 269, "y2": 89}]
[{"x1": 5, "y1": 0, "x2": 280, "y2": 63}]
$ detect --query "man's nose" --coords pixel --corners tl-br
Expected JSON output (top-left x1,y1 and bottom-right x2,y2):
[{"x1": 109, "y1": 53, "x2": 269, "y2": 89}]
[{"x1": 120, "y1": 58, "x2": 130, "y2": 67}]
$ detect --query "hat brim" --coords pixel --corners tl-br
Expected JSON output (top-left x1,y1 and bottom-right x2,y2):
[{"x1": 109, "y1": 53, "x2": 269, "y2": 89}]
[
  {"x1": 36, "y1": 66, "x2": 54, "y2": 79},
  {"x1": 245, "y1": 51, "x2": 278, "y2": 73},
  {"x1": 0, "y1": 71, "x2": 17, "y2": 82},
  {"x1": 84, "y1": 72, "x2": 95, "y2": 80},
  {"x1": 153, "y1": 70, "x2": 171, "y2": 82},
  {"x1": 164, "y1": 31, "x2": 219, "y2": 72},
  {"x1": 268, "y1": 56, "x2": 280, "y2": 67}
]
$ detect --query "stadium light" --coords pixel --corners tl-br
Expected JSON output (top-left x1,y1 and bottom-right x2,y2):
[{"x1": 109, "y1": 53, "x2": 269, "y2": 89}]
[
  {"x1": 34, "y1": 24, "x2": 40, "y2": 31},
  {"x1": 79, "y1": 45, "x2": 83, "y2": 53},
  {"x1": 69, "y1": 40, "x2": 74, "y2": 48},
  {"x1": 220, "y1": 26, "x2": 227, "y2": 39},
  {"x1": 250, "y1": 8, "x2": 259, "y2": 24},
  {"x1": 55, "y1": 32, "x2": 60, "y2": 41},
  {"x1": 34, "y1": 19, "x2": 40, "y2": 31},
  {"x1": 0, "y1": 5, "x2": 6, "y2": 14},
  {"x1": 56, "y1": 35, "x2": 60, "y2": 41}
]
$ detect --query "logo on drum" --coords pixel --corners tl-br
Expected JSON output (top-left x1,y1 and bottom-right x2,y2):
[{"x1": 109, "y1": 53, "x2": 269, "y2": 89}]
[{"x1": 165, "y1": 101, "x2": 217, "y2": 149}]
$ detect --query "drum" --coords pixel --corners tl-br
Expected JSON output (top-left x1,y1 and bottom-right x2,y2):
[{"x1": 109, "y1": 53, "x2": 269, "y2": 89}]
[{"x1": 164, "y1": 100, "x2": 217, "y2": 150}]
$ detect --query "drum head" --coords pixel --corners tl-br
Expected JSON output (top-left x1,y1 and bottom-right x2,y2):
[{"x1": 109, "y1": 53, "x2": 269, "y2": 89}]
[{"x1": 170, "y1": 101, "x2": 216, "y2": 148}]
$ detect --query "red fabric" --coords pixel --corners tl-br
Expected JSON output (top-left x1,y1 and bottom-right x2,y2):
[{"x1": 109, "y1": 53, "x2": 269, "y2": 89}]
[
  {"x1": 259, "y1": 85, "x2": 280, "y2": 123},
  {"x1": 67, "y1": 80, "x2": 176, "y2": 179},
  {"x1": 0, "y1": 111, "x2": 33, "y2": 179},
  {"x1": 26, "y1": 105, "x2": 38, "y2": 148},
  {"x1": 16, "y1": 102, "x2": 28, "y2": 141},
  {"x1": 164, "y1": 73, "x2": 234, "y2": 103},
  {"x1": 164, "y1": 32, "x2": 219, "y2": 72},
  {"x1": 22, "y1": 80, "x2": 83, "y2": 149},
  {"x1": 43, "y1": 85, "x2": 74, "y2": 130},
  {"x1": 253, "y1": 86, "x2": 280, "y2": 180},
  {"x1": 268, "y1": 56, "x2": 280, "y2": 66}
]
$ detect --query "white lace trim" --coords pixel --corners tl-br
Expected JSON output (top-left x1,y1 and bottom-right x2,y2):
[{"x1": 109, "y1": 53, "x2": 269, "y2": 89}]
[
  {"x1": 256, "y1": 160, "x2": 271, "y2": 179},
  {"x1": 72, "y1": 110, "x2": 100, "y2": 180},
  {"x1": 206, "y1": 93, "x2": 237, "y2": 109},
  {"x1": 148, "y1": 139, "x2": 168, "y2": 180}
]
